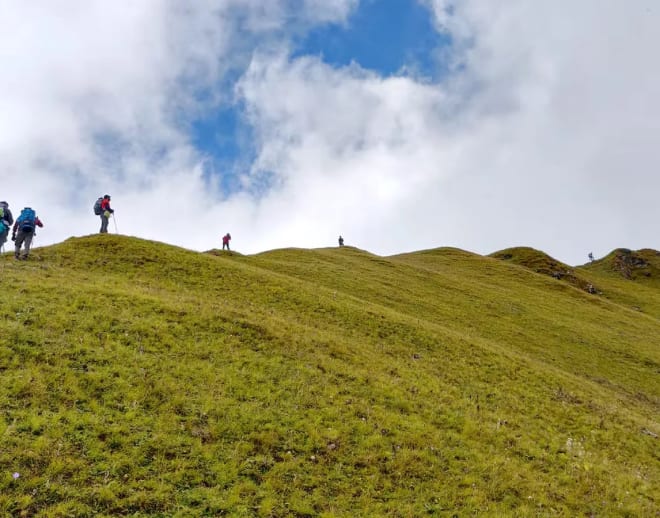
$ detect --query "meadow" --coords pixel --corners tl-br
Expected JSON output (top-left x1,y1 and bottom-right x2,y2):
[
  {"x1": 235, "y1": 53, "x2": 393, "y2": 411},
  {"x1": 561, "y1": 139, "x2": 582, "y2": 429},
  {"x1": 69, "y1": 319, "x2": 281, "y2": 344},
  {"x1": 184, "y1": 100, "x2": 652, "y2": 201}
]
[{"x1": 0, "y1": 236, "x2": 657, "y2": 516}]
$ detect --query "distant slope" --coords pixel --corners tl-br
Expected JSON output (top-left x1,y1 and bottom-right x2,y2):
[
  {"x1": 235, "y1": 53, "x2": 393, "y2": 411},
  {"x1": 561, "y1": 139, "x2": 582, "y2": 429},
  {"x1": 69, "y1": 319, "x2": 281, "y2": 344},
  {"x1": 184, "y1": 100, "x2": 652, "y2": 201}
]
[
  {"x1": 489, "y1": 246, "x2": 598, "y2": 293},
  {"x1": 486, "y1": 246, "x2": 660, "y2": 319},
  {"x1": 0, "y1": 236, "x2": 658, "y2": 516},
  {"x1": 583, "y1": 248, "x2": 660, "y2": 284}
]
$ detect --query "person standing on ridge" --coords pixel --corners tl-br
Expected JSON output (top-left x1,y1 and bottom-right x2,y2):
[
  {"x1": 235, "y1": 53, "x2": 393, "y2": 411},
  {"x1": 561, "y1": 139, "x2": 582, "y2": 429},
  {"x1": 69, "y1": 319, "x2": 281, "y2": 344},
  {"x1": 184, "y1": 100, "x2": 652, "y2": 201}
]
[
  {"x1": 99, "y1": 194, "x2": 114, "y2": 233},
  {"x1": 0, "y1": 201, "x2": 14, "y2": 250},
  {"x1": 338, "y1": 235, "x2": 344, "y2": 247},
  {"x1": 222, "y1": 233, "x2": 231, "y2": 250},
  {"x1": 12, "y1": 207, "x2": 43, "y2": 260}
]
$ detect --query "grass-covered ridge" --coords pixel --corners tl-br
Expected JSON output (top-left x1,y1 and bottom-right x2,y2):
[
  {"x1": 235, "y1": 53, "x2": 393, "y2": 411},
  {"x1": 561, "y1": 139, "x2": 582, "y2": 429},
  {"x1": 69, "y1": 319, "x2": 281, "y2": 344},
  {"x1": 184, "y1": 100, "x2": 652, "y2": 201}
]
[
  {"x1": 489, "y1": 246, "x2": 660, "y2": 319},
  {"x1": 584, "y1": 248, "x2": 660, "y2": 284},
  {"x1": 489, "y1": 246, "x2": 596, "y2": 293},
  {"x1": 1, "y1": 235, "x2": 658, "y2": 516}
]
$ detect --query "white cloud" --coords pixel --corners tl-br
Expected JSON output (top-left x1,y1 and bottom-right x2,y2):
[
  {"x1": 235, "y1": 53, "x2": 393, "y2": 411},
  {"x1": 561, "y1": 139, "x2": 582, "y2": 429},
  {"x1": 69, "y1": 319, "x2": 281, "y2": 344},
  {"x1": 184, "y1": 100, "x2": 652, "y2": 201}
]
[
  {"x1": 301, "y1": 0, "x2": 358, "y2": 24},
  {"x1": 0, "y1": 0, "x2": 357, "y2": 249},
  {"x1": 422, "y1": 0, "x2": 660, "y2": 261},
  {"x1": 1, "y1": 0, "x2": 658, "y2": 264},
  {"x1": 233, "y1": 53, "x2": 452, "y2": 251},
  {"x1": 233, "y1": 1, "x2": 660, "y2": 263}
]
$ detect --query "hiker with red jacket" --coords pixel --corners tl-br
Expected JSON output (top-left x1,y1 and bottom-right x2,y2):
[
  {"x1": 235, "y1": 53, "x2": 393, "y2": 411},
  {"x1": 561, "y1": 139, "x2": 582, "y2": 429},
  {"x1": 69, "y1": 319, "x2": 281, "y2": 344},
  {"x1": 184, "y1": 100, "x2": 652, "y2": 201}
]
[
  {"x1": 222, "y1": 233, "x2": 231, "y2": 251},
  {"x1": 12, "y1": 207, "x2": 43, "y2": 260},
  {"x1": 99, "y1": 194, "x2": 114, "y2": 233}
]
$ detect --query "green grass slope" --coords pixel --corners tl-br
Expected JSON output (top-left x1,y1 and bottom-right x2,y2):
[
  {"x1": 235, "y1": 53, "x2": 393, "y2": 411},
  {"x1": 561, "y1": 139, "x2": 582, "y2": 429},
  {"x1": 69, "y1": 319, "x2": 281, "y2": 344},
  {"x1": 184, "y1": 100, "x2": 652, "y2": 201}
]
[
  {"x1": 575, "y1": 249, "x2": 660, "y2": 320},
  {"x1": 489, "y1": 247, "x2": 597, "y2": 294},
  {"x1": 583, "y1": 248, "x2": 660, "y2": 282},
  {"x1": 0, "y1": 236, "x2": 658, "y2": 516},
  {"x1": 489, "y1": 246, "x2": 660, "y2": 319}
]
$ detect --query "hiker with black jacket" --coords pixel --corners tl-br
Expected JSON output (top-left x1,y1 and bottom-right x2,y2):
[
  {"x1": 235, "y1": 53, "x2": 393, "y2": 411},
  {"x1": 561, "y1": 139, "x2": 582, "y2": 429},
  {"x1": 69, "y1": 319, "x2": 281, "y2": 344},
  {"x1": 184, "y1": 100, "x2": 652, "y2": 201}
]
[{"x1": 0, "y1": 201, "x2": 14, "y2": 250}]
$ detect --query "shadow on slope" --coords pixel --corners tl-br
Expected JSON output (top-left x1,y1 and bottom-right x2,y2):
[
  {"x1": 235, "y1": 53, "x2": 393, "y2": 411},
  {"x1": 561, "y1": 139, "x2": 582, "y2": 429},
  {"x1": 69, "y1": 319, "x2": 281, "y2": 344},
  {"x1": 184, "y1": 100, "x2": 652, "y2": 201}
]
[{"x1": 205, "y1": 249, "x2": 244, "y2": 257}]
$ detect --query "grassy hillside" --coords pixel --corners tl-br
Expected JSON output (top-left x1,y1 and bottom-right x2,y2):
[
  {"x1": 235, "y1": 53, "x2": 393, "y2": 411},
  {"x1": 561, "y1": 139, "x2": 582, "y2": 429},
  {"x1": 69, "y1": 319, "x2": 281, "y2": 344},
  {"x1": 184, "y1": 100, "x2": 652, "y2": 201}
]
[
  {"x1": 489, "y1": 247, "x2": 597, "y2": 293},
  {"x1": 584, "y1": 248, "x2": 660, "y2": 285},
  {"x1": 0, "y1": 236, "x2": 658, "y2": 516},
  {"x1": 489, "y1": 246, "x2": 660, "y2": 319}
]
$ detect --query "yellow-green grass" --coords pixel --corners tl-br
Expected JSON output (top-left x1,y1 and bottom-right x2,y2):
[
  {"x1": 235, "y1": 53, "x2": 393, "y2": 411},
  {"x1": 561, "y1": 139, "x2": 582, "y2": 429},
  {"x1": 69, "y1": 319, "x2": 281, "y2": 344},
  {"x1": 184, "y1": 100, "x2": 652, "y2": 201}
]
[
  {"x1": 0, "y1": 235, "x2": 657, "y2": 516},
  {"x1": 488, "y1": 246, "x2": 660, "y2": 319},
  {"x1": 489, "y1": 246, "x2": 596, "y2": 294},
  {"x1": 583, "y1": 248, "x2": 660, "y2": 284}
]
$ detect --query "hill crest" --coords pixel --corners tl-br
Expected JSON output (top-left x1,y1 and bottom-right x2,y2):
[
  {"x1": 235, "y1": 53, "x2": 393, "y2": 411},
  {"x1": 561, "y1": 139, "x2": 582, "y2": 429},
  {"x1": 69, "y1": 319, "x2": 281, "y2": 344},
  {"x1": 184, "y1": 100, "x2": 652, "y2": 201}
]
[{"x1": 584, "y1": 247, "x2": 660, "y2": 282}]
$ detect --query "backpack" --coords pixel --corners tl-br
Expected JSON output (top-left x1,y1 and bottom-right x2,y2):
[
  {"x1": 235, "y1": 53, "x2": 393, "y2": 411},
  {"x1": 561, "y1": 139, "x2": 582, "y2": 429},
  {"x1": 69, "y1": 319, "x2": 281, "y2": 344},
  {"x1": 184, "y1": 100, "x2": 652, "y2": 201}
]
[
  {"x1": 0, "y1": 202, "x2": 12, "y2": 225},
  {"x1": 93, "y1": 198, "x2": 103, "y2": 215},
  {"x1": 17, "y1": 208, "x2": 36, "y2": 233}
]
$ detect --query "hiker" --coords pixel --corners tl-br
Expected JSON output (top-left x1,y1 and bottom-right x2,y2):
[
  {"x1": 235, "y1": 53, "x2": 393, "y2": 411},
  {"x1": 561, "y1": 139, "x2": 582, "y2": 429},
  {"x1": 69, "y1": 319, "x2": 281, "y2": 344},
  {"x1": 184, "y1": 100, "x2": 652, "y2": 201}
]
[
  {"x1": 0, "y1": 201, "x2": 14, "y2": 250},
  {"x1": 222, "y1": 233, "x2": 231, "y2": 250},
  {"x1": 12, "y1": 207, "x2": 43, "y2": 260},
  {"x1": 338, "y1": 235, "x2": 344, "y2": 247},
  {"x1": 95, "y1": 194, "x2": 114, "y2": 233},
  {"x1": 588, "y1": 252, "x2": 594, "y2": 262}
]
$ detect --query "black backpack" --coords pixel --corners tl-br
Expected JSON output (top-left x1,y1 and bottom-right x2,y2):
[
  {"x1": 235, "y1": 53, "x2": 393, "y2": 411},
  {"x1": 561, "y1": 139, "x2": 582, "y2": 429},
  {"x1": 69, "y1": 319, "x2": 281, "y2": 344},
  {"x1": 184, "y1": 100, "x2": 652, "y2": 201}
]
[{"x1": 93, "y1": 198, "x2": 103, "y2": 215}]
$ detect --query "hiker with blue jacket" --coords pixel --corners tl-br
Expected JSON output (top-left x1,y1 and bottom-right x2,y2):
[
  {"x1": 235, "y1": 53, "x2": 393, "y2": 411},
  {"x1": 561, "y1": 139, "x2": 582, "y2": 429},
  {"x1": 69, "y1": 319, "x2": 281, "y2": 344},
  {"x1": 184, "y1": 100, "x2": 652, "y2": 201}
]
[
  {"x1": 12, "y1": 207, "x2": 43, "y2": 260},
  {"x1": 0, "y1": 201, "x2": 14, "y2": 250}
]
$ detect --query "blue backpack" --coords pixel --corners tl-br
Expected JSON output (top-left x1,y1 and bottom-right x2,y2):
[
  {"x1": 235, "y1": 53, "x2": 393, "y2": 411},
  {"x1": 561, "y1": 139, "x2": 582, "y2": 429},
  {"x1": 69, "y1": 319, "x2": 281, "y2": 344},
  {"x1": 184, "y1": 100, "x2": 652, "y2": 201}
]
[
  {"x1": 17, "y1": 208, "x2": 36, "y2": 233},
  {"x1": 0, "y1": 204, "x2": 11, "y2": 235}
]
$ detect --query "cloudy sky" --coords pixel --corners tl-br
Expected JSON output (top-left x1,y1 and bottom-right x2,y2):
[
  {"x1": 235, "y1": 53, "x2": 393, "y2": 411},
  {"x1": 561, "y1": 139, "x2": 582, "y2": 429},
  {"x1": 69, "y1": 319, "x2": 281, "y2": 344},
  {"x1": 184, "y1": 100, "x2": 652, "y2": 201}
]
[{"x1": 1, "y1": 0, "x2": 658, "y2": 265}]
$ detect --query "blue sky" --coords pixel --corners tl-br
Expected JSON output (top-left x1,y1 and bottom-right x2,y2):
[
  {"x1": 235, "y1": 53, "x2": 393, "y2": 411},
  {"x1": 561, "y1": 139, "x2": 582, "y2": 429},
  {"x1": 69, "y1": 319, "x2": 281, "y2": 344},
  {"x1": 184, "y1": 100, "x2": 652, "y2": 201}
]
[
  {"x1": 5, "y1": 0, "x2": 659, "y2": 263},
  {"x1": 295, "y1": 0, "x2": 448, "y2": 77},
  {"x1": 191, "y1": 0, "x2": 449, "y2": 193}
]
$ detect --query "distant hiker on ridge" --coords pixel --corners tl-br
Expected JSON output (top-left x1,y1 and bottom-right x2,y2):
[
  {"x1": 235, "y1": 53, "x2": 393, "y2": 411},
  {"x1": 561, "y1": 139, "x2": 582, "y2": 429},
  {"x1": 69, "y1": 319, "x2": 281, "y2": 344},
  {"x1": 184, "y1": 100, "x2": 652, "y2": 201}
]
[
  {"x1": 0, "y1": 201, "x2": 14, "y2": 250},
  {"x1": 588, "y1": 252, "x2": 594, "y2": 262},
  {"x1": 338, "y1": 235, "x2": 344, "y2": 247},
  {"x1": 12, "y1": 207, "x2": 43, "y2": 260},
  {"x1": 94, "y1": 194, "x2": 114, "y2": 233},
  {"x1": 222, "y1": 233, "x2": 231, "y2": 251}
]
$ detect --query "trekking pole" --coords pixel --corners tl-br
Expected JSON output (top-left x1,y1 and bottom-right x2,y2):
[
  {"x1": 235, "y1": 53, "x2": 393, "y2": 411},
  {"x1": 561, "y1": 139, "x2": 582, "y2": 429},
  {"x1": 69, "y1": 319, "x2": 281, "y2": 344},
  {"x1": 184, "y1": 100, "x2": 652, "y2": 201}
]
[{"x1": 112, "y1": 214, "x2": 118, "y2": 234}]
